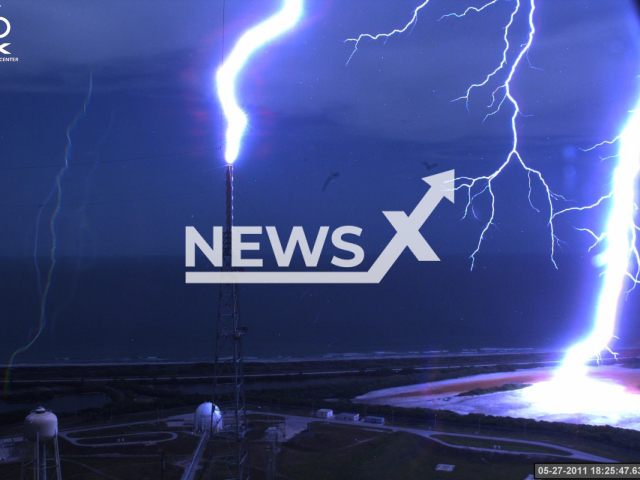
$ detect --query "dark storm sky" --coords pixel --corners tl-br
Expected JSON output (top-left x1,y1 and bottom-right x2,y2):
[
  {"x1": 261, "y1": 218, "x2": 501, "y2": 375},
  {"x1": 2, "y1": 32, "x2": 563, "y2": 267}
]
[
  {"x1": 1, "y1": 1, "x2": 640, "y2": 361},
  {"x1": 0, "y1": 0, "x2": 638, "y2": 260}
]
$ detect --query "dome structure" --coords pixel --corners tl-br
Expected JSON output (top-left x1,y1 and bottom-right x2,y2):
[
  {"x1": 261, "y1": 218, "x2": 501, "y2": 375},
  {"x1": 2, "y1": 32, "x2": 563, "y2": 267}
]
[
  {"x1": 24, "y1": 407, "x2": 58, "y2": 442},
  {"x1": 194, "y1": 402, "x2": 223, "y2": 433}
]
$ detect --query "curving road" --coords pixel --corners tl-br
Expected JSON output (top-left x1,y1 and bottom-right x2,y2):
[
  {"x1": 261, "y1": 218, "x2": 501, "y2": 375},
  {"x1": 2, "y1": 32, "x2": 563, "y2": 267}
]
[
  {"x1": 265, "y1": 412, "x2": 614, "y2": 462},
  {"x1": 59, "y1": 430, "x2": 177, "y2": 447}
]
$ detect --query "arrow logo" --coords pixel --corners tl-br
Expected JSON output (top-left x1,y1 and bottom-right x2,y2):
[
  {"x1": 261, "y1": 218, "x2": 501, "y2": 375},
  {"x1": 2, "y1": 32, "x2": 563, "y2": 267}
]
[
  {"x1": 0, "y1": 43, "x2": 10, "y2": 55},
  {"x1": 186, "y1": 170, "x2": 454, "y2": 284}
]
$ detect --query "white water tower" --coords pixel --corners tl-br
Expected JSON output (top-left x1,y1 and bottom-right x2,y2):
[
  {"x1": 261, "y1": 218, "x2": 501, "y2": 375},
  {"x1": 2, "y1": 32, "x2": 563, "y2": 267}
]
[{"x1": 21, "y1": 407, "x2": 62, "y2": 480}]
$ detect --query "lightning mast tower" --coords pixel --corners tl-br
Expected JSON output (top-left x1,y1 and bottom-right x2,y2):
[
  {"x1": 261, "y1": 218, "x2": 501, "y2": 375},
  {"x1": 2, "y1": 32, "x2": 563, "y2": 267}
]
[
  {"x1": 210, "y1": 163, "x2": 249, "y2": 480},
  {"x1": 209, "y1": 0, "x2": 248, "y2": 476},
  {"x1": 210, "y1": 1, "x2": 302, "y2": 477}
]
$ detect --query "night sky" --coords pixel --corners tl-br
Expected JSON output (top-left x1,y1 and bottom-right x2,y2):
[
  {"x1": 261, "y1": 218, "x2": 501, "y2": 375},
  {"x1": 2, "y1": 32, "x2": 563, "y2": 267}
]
[{"x1": 1, "y1": 1, "x2": 640, "y2": 362}]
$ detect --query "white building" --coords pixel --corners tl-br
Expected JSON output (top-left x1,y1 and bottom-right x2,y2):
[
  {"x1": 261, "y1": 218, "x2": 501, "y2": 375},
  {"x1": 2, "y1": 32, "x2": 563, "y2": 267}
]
[
  {"x1": 194, "y1": 402, "x2": 223, "y2": 433},
  {"x1": 316, "y1": 409, "x2": 333, "y2": 419},
  {"x1": 335, "y1": 412, "x2": 359, "y2": 421}
]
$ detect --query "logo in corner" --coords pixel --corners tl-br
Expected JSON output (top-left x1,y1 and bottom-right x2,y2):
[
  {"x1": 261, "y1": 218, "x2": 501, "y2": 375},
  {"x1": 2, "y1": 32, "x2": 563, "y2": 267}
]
[{"x1": 0, "y1": 16, "x2": 17, "y2": 61}]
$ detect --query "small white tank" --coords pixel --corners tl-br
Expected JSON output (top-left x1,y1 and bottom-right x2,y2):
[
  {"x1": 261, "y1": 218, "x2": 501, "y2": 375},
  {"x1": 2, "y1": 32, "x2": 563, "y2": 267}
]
[{"x1": 24, "y1": 407, "x2": 58, "y2": 442}]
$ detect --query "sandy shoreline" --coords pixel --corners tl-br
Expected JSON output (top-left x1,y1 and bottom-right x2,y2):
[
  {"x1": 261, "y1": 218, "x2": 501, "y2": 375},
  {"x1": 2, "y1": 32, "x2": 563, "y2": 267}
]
[{"x1": 356, "y1": 365, "x2": 640, "y2": 430}]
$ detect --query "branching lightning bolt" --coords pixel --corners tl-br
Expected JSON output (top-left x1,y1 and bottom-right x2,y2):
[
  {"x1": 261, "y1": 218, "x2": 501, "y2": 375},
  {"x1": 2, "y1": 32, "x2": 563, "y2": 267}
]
[
  {"x1": 437, "y1": 0, "x2": 500, "y2": 22},
  {"x1": 344, "y1": 0, "x2": 433, "y2": 66},
  {"x1": 346, "y1": 1, "x2": 640, "y2": 376},
  {"x1": 447, "y1": 0, "x2": 568, "y2": 271},
  {"x1": 558, "y1": 104, "x2": 640, "y2": 378},
  {"x1": 344, "y1": 0, "x2": 501, "y2": 66},
  {"x1": 349, "y1": 0, "x2": 559, "y2": 270},
  {"x1": 4, "y1": 74, "x2": 93, "y2": 395},
  {"x1": 216, "y1": 0, "x2": 302, "y2": 164}
]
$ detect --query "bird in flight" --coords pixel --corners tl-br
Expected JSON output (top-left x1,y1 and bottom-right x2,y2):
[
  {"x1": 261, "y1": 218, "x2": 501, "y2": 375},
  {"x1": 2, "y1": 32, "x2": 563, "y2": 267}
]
[
  {"x1": 421, "y1": 161, "x2": 438, "y2": 171},
  {"x1": 321, "y1": 172, "x2": 340, "y2": 192}
]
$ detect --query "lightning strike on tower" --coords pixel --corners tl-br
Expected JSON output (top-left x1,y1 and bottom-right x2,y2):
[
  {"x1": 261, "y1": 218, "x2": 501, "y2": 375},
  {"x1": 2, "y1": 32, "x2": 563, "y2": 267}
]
[
  {"x1": 346, "y1": 1, "x2": 640, "y2": 375},
  {"x1": 216, "y1": 0, "x2": 302, "y2": 165},
  {"x1": 212, "y1": 1, "x2": 302, "y2": 477},
  {"x1": 4, "y1": 74, "x2": 93, "y2": 395}
]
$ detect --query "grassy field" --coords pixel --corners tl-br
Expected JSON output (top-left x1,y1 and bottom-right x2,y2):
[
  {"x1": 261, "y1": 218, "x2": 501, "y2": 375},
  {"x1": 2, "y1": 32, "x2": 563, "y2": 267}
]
[
  {"x1": 0, "y1": 456, "x2": 185, "y2": 480},
  {"x1": 431, "y1": 433, "x2": 572, "y2": 456},
  {"x1": 75, "y1": 431, "x2": 175, "y2": 445},
  {"x1": 421, "y1": 421, "x2": 635, "y2": 462},
  {"x1": 253, "y1": 403, "x2": 638, "y2": 462},
  {"x1": 0, "y1": 462, "x2": 20, "y2": 479},
  {"x1": 61, "y1": 456, "x2": 184, "y2": 480},
  {"x1": 277, "y1": 422, "x2": 535, "y2": 480}
]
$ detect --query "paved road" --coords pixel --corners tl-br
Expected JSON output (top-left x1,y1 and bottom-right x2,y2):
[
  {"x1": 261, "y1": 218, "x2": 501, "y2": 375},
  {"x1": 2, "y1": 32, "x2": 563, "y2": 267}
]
[
  {"x1": 265, "y1": 412, "x2": 614, "y2": 462},
  {"x1": 59, "y1": 430, "x2": 177, "y2": 447},
  {"x1": 181, "y1": 432, "x2": 207, "y2": 480},
  {"x1": 397, "y1": 427, "x2": 613, "y2": 462}
]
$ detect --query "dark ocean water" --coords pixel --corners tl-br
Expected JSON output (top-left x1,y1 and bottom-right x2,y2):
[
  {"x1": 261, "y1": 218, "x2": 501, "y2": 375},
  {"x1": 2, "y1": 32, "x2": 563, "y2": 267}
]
[{"x1": 1, "y1": 254, "x2": 639, "y2": 364}]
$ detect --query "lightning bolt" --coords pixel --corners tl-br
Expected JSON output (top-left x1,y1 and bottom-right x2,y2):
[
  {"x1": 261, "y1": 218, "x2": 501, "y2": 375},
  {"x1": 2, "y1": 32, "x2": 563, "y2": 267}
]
[
  {"x1": 443, "y1": 0, "x2": 566, "y2": 272},
  {"x1": 347, "y1": 0, "x2": 558, "y2": 268},
  {"x1": 437, "y1": 0, "x2": 500, "y2": 22},
  {"x1": 216, "y1": 0, "x2": 302, "y2": 164},
  {"x1": 344, "y1": 0, "x2": 434, "y2": 66},
  {"x1": 558, "y1": 103, "x2": 640, "y2": 378},
  {"x1": 346, "y1": 1, "x2": 640, "y2": 376},
  {"x1": 4, "y1": 73, "x2": 93, "y2": 395}
]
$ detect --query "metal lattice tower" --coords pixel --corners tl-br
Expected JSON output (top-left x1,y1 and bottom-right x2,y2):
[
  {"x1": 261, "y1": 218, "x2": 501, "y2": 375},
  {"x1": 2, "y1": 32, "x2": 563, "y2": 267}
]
[{"x1": 210, "y1": 164, "x2": 249, "y2": 480}]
